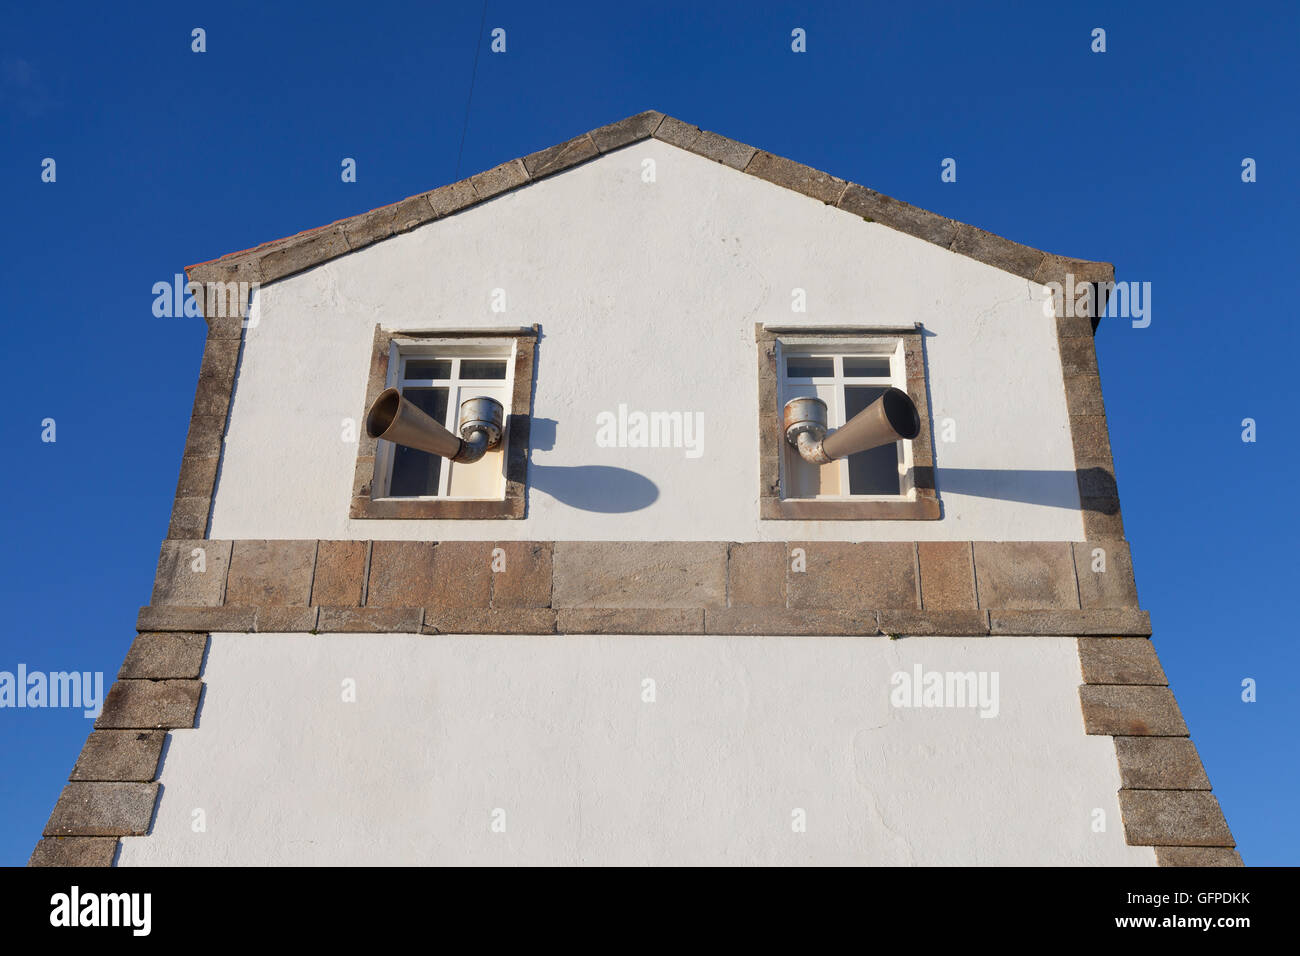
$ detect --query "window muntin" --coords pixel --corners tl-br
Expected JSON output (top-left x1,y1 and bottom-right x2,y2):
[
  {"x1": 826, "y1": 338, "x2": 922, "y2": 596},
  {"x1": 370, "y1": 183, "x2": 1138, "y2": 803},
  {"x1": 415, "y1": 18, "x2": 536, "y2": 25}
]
[
  {"x1": 777, "y1": 341, "x2": 914, "y2": 500},
  {"x1": 376, "y1": 342, "x2": 514, "y2": 501}
]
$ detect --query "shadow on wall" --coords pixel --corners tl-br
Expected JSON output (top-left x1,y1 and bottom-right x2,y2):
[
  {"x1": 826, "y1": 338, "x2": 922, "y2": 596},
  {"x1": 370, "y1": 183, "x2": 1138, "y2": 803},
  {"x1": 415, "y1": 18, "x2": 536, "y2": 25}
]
[
  {"x1": 526, "y1": 417, "x2": 660, "y2": 513},
  {"x1": 934, "y1": 467, "x2": 1116, "y2": 512},
  {"x1": 523, "y1": 417, "x2": 1112, "y2": 515}
]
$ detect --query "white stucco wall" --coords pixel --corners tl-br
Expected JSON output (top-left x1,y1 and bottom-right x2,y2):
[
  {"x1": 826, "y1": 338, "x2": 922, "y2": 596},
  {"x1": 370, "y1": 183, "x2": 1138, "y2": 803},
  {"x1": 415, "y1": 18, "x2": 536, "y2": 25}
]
[
  {"x1": 208, "y1": 140, "x2": 1083, "y2": 542},
  {"x1": 117, "y1": 632, "x2": 1151, "y2": 866}
]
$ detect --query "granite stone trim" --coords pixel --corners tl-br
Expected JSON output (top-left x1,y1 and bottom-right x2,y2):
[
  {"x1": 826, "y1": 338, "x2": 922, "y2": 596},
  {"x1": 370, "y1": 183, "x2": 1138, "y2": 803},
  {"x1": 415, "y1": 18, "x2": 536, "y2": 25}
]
[
  {"x1": 187, "y1": 111, "x2": 1108, "y2": 303},
  {"x1": 166, "y1": 324, "x2": 245, "y2": 540},
  {"x1": 70, "y1": 731, "x2": 167, "y2": 782},
  {"x1": 1075, "y1": 636, "x2": 1240, "y2": 866},
  {"x1": 1040, "y1": 259, "x2": 1128, "y2": 540},
  {"x1": 134, "y1": 539, "x2": 1148, "y2": 636},
  {"x1": 43, "y1": 783, "x2": 160, "y2": 837},
  {"x1": 29, "y1": 837, "x2": 120, "y2": 867},
  {"x1": 31, "y1": 634, "x2": 212, "y2": 866},
  {"x1": 349, "y1": 326, "x2": 536, "y2": 520},
  {"x1": 755, "y1": 325, "x2": 940, "y2": 520},
  {"x1": 1153, "y1": 847, "x2": 1245, "y2": 867}
]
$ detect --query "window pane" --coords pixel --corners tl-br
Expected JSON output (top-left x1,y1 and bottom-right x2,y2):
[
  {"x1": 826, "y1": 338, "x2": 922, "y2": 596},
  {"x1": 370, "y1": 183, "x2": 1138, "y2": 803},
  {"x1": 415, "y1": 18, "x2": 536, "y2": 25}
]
[
  {"x1": 404, "y1": 359, "x2": 451, "y2": 380},
  {"x1": 460, "y1": 359, "x2": 507, "y2": 380},
  {"x1": 843, "y1": 356, "x2": 892, "y2": 378},
  {"x1": 843, "y1": 386, "x2": 901, "y2": 495},
  {"x1": 388, "y1": 388, "x2": 448, "y2": 496},
  {"x1": 785, "y1": 356, "x2": 833, "y2": 378}
]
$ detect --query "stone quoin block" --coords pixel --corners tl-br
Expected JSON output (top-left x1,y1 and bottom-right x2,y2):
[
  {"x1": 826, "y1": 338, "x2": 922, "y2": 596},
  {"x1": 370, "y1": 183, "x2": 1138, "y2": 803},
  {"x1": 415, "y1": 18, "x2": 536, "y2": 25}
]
[
  {"x1": 917, "y1": 542, "x2": 977, "y2": 610},
  {"x1": 224, "y1": 540, "x2": 316, "y2": 606},
  {"x1": 1072, "y1": 541, "x2": 1139, "y2": 609},
  {"x1": 364, "y1": 541, "x2": 437, "y2": 608},
  {"x1": 29, "y1": 837, "x2": 119, "y2": 867},
  {"x1": 182, "y1": 414, "x2": 226, "y2": 460},
  {"x1": 551, "y1": 542, "x2": 728, "y2": 609},
  {"x1": 94, "y1": 680, "x2": 202, "y2": 730},
  {"x1": 1154, "y1": 847, "x2": 1244, "y2": 867},
  {"x1": 489, "y1": 541, "x2": 554, "y2": 609},
  {"x1": 310, "y1": 540, "x2": 368, "y2": 607},
  {"x1": 973, "y1": 542, "x2": 1078, "y2": 610},
  {"x1": 427, "y1": 542, "x2": 494, "y2": 614},
  {"x1": 70, "y1": 731, "x2": 167, "y2": 782},
  {"x1": 1118, "y1": 791, "x2": 1235, "y2": 847},
  {"x1": 787, "y1": 542, "x2": 918, "y2": 611},
  {"x1": 167, "y1": 497, "x2": 212, "y2": 540},
  {"x1": 1079, "y1": 685, "x2": 1188, "y2": 736},
  {"x1": 1077, "y1": 637, "x2": 1165, "y2": 685},
  {"x1": 118, "y1": 632, "x2": 208, "y2": 680},
  {"x1": 44, "y1": 782, "x2": 160, "y2": 837},
  {"x1": 136, "y1": 605, "x2": 256, "y2": 633},
  {"x1": 727, "y1": 542, "x2": 787, "y2": 608},
  {"x1": 173, "y1": 455, "x2": 220, "y2": 499},
  {"x1": 1114, "y1": 737, "x2": 1212, "y2": 791},
  {"x1": 990, "y1": 609, "x2": 1150, "y2": 635},
  {"x1": 151, "y1": 540, "x2": 232, "y2": 607}
]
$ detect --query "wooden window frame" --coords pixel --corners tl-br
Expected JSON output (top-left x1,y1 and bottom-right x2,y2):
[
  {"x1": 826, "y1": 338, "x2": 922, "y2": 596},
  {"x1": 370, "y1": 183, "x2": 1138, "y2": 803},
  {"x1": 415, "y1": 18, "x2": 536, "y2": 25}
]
[
  {"x1": 756, "y1": 324, "x2": 940, "y2": 520},
  {"x1": 349, "y1": 325, "x2": 537, "y2": 520}
]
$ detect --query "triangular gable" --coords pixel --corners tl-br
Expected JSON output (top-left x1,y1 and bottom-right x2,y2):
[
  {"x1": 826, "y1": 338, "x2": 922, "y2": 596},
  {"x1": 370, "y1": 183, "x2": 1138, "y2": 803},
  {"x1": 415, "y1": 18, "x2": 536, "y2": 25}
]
[{"x1": 186, "y1": 110, "x2": 1114, "y2": 323}]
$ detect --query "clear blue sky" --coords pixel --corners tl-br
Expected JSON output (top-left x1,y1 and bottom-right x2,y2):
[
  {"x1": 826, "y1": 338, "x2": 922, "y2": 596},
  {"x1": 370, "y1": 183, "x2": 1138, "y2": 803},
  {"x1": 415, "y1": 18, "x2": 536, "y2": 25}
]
[{"x1": 2, "y1": 1, "x2": 1295, "y2": 867}]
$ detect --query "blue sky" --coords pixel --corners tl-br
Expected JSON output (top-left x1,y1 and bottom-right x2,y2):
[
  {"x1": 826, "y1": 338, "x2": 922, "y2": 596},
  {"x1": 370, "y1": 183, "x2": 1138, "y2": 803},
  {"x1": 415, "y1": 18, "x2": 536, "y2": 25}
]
[{"x1": 1, "y1": 0, "x2": 1295, "y2": 866}]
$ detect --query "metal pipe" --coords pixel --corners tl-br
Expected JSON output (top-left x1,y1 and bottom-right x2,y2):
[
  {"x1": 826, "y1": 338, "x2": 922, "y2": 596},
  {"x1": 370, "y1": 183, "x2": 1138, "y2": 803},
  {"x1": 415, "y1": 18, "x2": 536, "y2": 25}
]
[
  {"x1": 782, "y1": 388, "x2": 920, "y2": 465},
  {"x1": 365, "y1": 387, "x2": 504, "y2": 464}
]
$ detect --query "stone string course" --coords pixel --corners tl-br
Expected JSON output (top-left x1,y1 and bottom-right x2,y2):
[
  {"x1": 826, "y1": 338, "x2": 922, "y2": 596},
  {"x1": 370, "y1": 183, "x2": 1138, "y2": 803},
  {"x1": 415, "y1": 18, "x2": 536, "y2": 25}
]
[
  {"x1": 34, "y1": 543, "x2": 1226, "y2": 867},
  {"x1": 133, "y1": 538, "x2": 1151, "y2": 637}
]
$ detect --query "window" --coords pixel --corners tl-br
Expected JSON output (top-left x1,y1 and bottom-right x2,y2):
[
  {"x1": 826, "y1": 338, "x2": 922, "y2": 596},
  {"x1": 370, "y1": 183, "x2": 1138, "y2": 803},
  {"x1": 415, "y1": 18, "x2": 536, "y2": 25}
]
[
  {"x1": 351, "y1": 327, "x2": 536, "y2": 519},
  {"x1": 756, "y1": 325, "x2": 939, "y2": 520},
  {"x1": 779, "y1": 344, "x2": 910, "y2": 499},
  {"x1": 381, "y1": 346, "x2": 512, "y2": 500}
]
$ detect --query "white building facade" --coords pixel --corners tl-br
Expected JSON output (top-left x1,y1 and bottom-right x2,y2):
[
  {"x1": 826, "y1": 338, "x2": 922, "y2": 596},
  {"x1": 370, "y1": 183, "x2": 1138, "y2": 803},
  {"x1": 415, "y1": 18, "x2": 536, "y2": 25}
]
[{"x1": 33, "y1": 113, "x2": 1238, "y2": 867}]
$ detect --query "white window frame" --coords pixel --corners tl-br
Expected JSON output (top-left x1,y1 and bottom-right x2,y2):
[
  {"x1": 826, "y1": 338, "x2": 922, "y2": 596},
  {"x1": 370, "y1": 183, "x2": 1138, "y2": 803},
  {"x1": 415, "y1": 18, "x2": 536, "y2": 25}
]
[
  {"x1": 775, "y1": 336, "x2": 916, "y2": 501},
  {"x1": 374, "y1": 337, "x2": 517, "y2": 501}
]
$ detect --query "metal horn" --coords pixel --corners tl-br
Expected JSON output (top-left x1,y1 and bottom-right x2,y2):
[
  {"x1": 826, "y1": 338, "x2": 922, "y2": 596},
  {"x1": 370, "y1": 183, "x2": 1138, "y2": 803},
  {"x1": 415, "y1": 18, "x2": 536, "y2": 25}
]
[
  {"x1": 783, "y1": 387, "x2": 920, "y2": 465},
  {"x1": 365, "y1": 387, "x2": 504, "y2": 464}
]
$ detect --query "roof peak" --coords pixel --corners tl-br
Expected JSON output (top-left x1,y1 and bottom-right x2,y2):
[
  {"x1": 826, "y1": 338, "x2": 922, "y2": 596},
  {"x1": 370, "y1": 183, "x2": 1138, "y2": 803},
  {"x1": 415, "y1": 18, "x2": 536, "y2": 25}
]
[{"x1": 187, "y1": 110, "x2": 1112, "y2": 301}]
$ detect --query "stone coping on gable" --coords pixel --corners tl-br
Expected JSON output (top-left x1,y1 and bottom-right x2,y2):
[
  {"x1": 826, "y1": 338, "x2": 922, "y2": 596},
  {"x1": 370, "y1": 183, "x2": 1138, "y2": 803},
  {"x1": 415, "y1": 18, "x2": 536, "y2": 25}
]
[{"x1": 185, "y1": 111, "x2": 1114, "y2": 309}]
